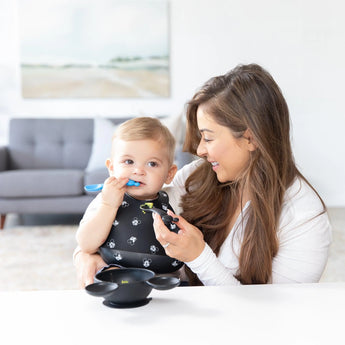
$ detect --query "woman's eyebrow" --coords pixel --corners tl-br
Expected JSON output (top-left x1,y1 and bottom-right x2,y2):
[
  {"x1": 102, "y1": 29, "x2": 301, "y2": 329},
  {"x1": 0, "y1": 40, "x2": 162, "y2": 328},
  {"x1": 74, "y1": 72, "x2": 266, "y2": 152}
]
[{"x1": 199, "y1": 128, "x2": 214, "y2": 133}]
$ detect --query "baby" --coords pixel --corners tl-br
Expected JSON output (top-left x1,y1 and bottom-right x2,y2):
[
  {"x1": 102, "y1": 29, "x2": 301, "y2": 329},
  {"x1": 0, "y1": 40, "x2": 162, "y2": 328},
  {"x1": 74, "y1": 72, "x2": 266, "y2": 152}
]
[{"x1": 76, "y1": 117, "x2": 182, "y2": 273}]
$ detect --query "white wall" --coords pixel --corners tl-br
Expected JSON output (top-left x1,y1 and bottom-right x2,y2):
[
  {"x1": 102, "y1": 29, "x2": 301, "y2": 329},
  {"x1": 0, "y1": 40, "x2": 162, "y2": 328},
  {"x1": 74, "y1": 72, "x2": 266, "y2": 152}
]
[{"x1": 0, "y1": 0, "x2": 344, "y2": 207}]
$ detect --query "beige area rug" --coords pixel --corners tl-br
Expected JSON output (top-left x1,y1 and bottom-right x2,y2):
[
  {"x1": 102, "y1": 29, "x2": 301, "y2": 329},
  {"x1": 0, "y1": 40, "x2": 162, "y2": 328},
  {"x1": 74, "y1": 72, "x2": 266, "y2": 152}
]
[{"x1": 0, "y1": 225, "x2": 79, "y2": 291}]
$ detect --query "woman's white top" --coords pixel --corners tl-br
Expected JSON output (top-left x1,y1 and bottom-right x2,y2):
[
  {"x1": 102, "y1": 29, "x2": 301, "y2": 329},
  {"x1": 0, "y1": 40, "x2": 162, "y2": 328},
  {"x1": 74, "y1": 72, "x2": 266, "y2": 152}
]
[{"x1": 166, "y1": 160, "x2": 332, "y2": 286}]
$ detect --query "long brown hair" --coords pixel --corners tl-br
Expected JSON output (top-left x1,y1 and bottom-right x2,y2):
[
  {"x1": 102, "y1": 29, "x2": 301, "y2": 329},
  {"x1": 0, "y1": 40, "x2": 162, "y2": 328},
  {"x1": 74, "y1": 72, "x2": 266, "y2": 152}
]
[{"x1": 182, "y1": 63, "x2": 325, "y2": 285}]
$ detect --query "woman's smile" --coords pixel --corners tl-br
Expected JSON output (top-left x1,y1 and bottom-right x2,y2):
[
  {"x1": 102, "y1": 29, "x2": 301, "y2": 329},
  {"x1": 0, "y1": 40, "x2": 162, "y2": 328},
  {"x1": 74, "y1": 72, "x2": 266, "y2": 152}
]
[{"x1": 210, "y1": 161, "x2": 219, "y2": 171}]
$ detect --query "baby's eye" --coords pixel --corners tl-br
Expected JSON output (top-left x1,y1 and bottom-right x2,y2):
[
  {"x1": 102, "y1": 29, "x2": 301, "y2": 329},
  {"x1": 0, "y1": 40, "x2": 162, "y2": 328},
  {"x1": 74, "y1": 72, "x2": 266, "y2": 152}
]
[
  {"x1": 148, "y1": 161, "x2": 158, "y2": 167},
  {"x1": 124, "y1": 159, "x2": 134, "y2": 165}
]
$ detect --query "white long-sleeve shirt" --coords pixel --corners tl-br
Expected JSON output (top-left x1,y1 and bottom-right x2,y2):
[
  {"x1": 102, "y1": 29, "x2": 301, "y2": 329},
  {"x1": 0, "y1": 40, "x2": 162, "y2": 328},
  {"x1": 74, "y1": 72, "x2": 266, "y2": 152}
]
[{"x1": 166, "y1": 159, "x2": 332, "y2": 286}]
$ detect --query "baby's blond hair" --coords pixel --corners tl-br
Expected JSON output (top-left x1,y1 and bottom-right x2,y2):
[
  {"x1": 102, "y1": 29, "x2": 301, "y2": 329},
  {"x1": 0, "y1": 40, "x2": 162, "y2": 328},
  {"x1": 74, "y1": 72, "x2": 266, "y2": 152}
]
[{"x1": 112, "y1": 117, "x2": 176, "y2": 164}]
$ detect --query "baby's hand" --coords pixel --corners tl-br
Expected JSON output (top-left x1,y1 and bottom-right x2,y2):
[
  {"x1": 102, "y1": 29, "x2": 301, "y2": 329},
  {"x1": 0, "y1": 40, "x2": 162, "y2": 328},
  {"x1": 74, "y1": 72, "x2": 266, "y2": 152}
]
[{"x1": 101, "y1": 176, "x2": 128, "y2": 209}]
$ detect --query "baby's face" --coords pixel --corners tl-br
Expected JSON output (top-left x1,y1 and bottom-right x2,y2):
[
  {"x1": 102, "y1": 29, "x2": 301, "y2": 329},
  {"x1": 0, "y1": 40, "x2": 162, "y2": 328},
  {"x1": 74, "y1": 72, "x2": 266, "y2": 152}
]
[{"x1": 109, "y1": 138, "x2": 175, "y2": 200}]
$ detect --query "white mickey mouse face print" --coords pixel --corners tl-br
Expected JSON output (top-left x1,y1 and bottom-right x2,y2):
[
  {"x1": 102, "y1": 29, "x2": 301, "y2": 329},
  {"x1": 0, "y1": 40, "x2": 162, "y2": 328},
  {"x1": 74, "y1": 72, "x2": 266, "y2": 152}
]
[
  {"x1": 113, "y1": 252, "x2": 122, "y2": 261},
  {"x1": 171, "y1": 260, "x2": 180, "y2": 267},
  {"x1": 150, "y1": 245, "x2": 159, "y2": 254},
  {"x1": 121, "y1": 201, "x2": 129, "y2": 208},
  {"x1": 142, "y1": 258, "x2": 152, "y2": 268},
  {"x1": 107, "y1": 239, "x2": 116, "y2": 249},
  {"x1": 127, "y1": 236, "x2": 137, "y2": 245},
  {"x1": 131, "y1": 217, "x2": 141, "y2": 226}
]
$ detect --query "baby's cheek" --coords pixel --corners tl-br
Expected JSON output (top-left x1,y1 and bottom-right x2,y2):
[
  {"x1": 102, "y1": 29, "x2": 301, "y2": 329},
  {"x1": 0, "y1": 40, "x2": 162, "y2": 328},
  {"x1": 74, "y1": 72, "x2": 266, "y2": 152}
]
[{"x1": 112, "y1": 170, "x2": 123, "y2": 178}]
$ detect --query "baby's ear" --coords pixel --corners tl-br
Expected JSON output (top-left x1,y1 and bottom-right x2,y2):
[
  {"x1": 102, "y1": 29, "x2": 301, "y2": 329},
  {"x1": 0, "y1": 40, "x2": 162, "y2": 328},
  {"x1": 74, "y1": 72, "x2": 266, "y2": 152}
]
[
  {"x1": 105, "y1": 158, "x2": 114, "y2": 175},
  {"x1": 165, "y1": 164, "x2": 178, "y2": 184}
]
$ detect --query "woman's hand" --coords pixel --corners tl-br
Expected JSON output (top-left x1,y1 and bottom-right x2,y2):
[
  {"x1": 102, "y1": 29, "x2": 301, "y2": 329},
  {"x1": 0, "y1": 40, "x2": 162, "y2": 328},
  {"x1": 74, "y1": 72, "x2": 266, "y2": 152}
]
[
  {"x1": 152, "y1": 210, "x2": 205, "y2": 263},
  {"x1": 74, "y1": 251, "x2": 107, "y2": 288}
]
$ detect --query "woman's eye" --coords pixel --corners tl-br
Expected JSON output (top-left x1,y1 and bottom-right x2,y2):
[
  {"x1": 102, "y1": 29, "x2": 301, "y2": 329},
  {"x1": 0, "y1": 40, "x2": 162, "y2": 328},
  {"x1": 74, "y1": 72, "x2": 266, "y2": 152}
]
[
  {"x1": 203, "y1": 138, "x2": 212, "y2": 143},
  {"x1": 148, "y1": 161, "x2": 158, "y2": 167},
  {"x1": 124, "y1": 159, "x2": 134, "y2": 165}
]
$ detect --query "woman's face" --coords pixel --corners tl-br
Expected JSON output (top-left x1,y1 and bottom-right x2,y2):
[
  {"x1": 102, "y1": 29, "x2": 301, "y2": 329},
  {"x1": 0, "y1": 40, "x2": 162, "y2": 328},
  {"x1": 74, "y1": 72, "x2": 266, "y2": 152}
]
[{"x1": 196, "y1": 105, "x2": 253, "y2": 183}]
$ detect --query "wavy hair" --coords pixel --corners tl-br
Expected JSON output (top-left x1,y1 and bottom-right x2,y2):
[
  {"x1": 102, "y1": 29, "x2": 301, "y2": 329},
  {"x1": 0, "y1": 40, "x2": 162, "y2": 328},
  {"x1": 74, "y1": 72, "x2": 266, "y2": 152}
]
[{"x1": 181, "y1": 64, "x2": 325, "y2": 285}]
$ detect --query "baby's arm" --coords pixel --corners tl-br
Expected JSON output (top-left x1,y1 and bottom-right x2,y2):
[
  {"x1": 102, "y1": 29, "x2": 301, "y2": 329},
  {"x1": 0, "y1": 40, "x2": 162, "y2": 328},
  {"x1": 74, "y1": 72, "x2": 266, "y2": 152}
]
[{"x1": 76, "y1": 176, "x2": 128, "y2": 254}]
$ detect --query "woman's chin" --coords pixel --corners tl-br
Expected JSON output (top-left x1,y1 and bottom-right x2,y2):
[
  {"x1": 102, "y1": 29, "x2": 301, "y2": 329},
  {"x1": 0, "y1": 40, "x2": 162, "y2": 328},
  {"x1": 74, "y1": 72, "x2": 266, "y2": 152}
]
[
  {"x1": 215, "y1": 172, "x2": 231, "y2": 184},
  {"x1": 214, "y1": 171, "x2": 225, "y2": 183}
]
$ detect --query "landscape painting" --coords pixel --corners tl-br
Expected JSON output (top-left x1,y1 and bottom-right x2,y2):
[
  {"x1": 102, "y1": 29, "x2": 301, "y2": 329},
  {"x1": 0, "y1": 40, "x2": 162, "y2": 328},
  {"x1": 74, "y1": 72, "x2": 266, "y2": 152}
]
[{"x1": 19, "y1": 0, "x2": 170, "y2": 98}]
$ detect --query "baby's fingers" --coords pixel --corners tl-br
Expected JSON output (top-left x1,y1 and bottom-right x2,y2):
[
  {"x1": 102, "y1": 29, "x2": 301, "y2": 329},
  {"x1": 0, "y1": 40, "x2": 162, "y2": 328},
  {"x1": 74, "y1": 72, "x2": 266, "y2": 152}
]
[{"x1": 104, "y1": 176, "x2": 128, "y2": 188}]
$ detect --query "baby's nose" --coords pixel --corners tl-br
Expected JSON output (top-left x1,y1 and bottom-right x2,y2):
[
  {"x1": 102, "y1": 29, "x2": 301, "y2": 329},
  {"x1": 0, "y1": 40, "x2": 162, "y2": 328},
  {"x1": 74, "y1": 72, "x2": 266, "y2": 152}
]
[{"x1": 133, "y1": 166, "x2": 145, "y2": 175}]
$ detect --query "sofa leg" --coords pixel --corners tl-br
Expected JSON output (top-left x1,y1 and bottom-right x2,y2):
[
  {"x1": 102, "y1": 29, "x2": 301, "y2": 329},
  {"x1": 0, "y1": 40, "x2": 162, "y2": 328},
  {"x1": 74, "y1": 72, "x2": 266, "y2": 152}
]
[{"x1": 0, "y1": 214, "x2": 6, "y2": 229}]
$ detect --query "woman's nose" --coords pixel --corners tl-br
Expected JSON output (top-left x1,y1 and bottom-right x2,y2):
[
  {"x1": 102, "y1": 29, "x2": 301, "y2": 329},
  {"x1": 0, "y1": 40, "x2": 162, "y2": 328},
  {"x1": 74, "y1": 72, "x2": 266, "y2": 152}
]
[{"x1": 196, "y1": 140, "x2": 207, "y2": 157}]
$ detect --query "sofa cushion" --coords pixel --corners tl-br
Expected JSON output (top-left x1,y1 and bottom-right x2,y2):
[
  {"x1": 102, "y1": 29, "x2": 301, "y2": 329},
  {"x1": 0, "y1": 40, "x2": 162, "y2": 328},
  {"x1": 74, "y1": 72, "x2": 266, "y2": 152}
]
[
  {"x1": 84, "y1": 168, "x2": 109, "y2": 186},
  {"x1": 9, "y1": 118, "x2": 93, "y2": 170},
  {"x1": 0, "y1": 146, "x2": 8, "y2": 171},
  {"x1": 0, "y1": 170, "x2": 84, "y2": 198}
]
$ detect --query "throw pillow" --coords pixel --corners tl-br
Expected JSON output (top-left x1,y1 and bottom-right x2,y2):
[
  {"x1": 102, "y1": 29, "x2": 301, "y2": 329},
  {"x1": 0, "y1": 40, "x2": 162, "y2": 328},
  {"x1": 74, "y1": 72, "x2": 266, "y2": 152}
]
[
  {"x1": 160, "y1": 112, "x2": 184, "y2": 145},
  {"x1": 85, "y1": 118, "x2": 118, "y2": 171}
]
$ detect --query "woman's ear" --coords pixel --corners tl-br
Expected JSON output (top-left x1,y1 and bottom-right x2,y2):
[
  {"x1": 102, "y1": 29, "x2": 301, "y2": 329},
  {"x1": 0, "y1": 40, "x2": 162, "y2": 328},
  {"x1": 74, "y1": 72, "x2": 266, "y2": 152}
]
[
  {"x1": 243, "y1": 129, "x2": 258, "y2": 151},
  {"x1": 165, "y1": 164, "x2": 178, "y2": 184},
  {"x1": 105, "y1": 158, "x2": 114, "y2": 176}
]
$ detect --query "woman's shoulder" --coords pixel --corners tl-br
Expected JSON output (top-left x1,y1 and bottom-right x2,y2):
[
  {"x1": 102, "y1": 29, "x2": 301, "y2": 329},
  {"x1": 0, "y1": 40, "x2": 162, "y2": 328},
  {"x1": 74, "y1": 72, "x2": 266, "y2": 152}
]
[
  {"x1": 170, "y1": 158, "x2": 203, "y2": 187},
  {"x1": 283, "y1": 177, "x2": 324, "y2": 215},
  {"x1": 163, "y1": 159, "x2": 202, "y2": 214},
  {"x1": 279, "y1": 177, "x2": 331, "y2": 236}
]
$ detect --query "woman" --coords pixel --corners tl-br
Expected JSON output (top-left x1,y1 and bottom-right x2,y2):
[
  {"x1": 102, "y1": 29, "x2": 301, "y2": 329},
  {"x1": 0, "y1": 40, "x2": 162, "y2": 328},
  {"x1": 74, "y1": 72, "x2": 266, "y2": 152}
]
[{"x1": 75, "y1": 63, "x2": 331, "y2": 287}]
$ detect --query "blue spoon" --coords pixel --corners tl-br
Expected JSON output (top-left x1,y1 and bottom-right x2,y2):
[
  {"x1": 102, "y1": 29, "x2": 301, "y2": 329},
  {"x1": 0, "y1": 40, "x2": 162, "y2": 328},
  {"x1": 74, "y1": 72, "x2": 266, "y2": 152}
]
[{"x1": 84, "y1": 179, "x2": 140, "y2": 192}]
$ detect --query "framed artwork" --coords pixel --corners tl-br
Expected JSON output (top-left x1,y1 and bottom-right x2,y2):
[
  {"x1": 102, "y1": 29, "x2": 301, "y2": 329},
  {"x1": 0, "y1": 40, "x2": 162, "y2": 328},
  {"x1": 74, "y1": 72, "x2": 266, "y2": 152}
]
[{"x1": 19, "y1": 0, "x2": 170, "y2": 99}]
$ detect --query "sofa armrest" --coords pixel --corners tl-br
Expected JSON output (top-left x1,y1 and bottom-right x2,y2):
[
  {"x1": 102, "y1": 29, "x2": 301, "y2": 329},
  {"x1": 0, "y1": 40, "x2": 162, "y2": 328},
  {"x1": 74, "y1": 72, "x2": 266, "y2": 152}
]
[{"x1": 0, "y1": 146, "x2": 9, "y2": 171}]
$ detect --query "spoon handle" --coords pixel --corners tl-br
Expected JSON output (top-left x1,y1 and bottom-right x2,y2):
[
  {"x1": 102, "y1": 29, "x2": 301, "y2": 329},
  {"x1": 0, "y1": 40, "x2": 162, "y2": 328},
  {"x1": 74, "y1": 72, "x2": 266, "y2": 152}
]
[
  {"x1": 84, "y1": 180, "x2": 140, "y2": 192},
  {"x1": 84, "y1": 184, "x2": 104, "y2": 192}
]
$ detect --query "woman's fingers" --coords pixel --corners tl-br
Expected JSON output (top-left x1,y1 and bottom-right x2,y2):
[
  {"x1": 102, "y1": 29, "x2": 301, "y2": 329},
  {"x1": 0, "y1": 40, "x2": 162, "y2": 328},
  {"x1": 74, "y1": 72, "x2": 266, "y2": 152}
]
[
  {"x1": 166, "y1": 210, "x2": 189, "y2": 235},
  {"x1": 152, "y1": 212, "x2": 178, "y2": 245},
  {"x1": 152, "y1": 211, "x2": 205, "y2": 262}
]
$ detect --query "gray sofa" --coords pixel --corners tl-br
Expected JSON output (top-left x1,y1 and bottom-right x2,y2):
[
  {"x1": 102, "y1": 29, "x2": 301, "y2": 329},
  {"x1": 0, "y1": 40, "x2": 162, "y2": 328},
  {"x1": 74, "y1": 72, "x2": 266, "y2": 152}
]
[{"x1": 0, "y1": 117, "x2": 191, "y2": 229}]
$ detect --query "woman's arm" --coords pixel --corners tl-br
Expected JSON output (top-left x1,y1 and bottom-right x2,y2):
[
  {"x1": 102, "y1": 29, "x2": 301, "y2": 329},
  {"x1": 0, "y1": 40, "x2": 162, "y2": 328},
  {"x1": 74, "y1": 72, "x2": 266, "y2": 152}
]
[
  {"x1": 185, "y1": 243, "x2": 241, "y2": 285},
  {"x1": 271, "y1": 211, "x2": 332, "y2": 283},
  {"x1": 270, "y1": 178, "x2": 332, "y2": 283},
  {"x1": 184, "y1": 209, "x2": 332, "y2": 286},
  {"x1": 153, "y1": 187, "x2": 332, "y2": 285}
]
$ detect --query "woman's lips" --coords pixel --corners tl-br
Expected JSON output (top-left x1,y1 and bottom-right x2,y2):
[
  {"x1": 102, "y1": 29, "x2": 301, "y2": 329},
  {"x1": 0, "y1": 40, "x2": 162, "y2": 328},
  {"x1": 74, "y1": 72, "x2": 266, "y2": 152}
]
[{"x1": 210, "y1": 161, "x2": 219, "y2": 170}]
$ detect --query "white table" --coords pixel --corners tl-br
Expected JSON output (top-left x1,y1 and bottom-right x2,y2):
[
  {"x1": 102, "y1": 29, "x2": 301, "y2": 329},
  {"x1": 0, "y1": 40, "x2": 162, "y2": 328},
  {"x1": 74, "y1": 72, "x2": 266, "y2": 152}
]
[{"x1": 0, "y1": 283, "x2": 344, "y2": 345}]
